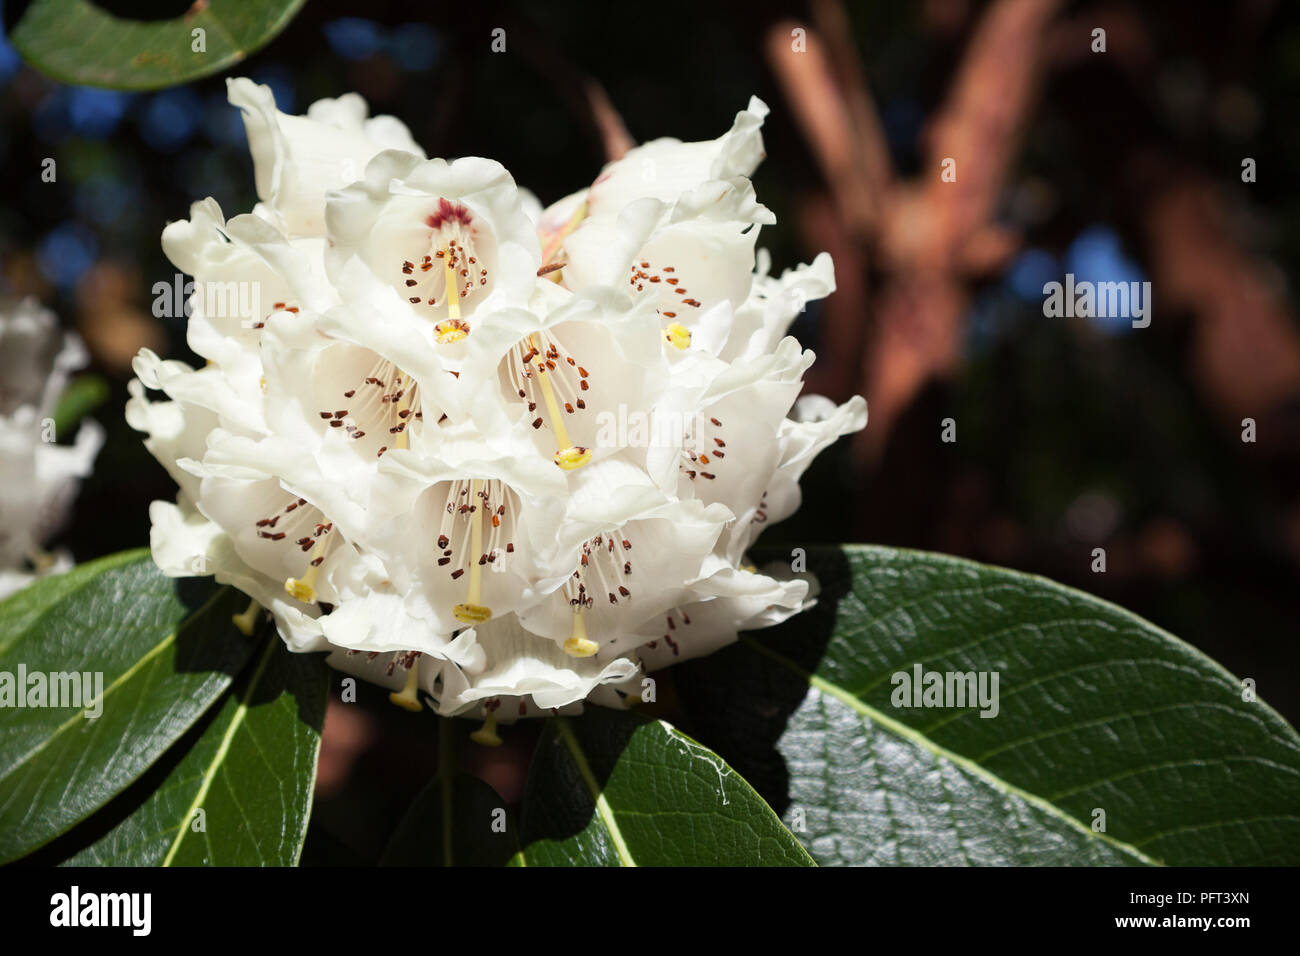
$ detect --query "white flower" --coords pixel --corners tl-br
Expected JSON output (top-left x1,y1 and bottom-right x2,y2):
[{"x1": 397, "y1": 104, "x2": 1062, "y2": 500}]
[
  {"x1": 324, "y1": 150, "x2": 542, "y2": 335},
  {"x1": 130, "y1": 80, "x2": 866, "y2": 739},
  {"x1": 0, "y1": 298, "x2": 103, "y2": 598},
  {"x1": 543, "y1": 97, "x2": 775, "y2": 359},
  {"x1": 228, "y1": 78, "x2": 426, "y2": 237}
]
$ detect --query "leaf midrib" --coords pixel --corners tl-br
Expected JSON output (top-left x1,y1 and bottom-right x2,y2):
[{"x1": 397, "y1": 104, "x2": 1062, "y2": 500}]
[
  {"x1": 740, "y1": 635, "x2": 1162, "y2": 866},
  {"x1": 555, "y1": 718, "x2": 637, "y2": 867},
  {"x1": 0, "y1": 585, "x2": 231, "y2": 784},
  {"x1": 161, "y1": 635, "x2": 278, "y2": 867}
]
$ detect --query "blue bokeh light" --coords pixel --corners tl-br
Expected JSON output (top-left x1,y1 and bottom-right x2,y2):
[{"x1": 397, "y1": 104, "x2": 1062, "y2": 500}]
[
  {"x1": 1063, "y1": 225, "x2": 1149, "y2": 335},
  {"x1": 1006, "y1": 247, "x2": 1060, "y2": 302},
  {"x1": 33, "y1": 86, "x2": 133, "y2": 140},
  {"x1": 36, "y1": 222, "x2": 99, "y2": 288},
  {"x1": 69, "y1": 87, "x2": 130, "y2": 138},
  {"x1": 75, "y1": 176, "x2": 135, "y2": 229},
  {"x1": 139, "y1": 87, "x2": 202, "y2": 151},
  {"x1": 252, "y1": 65, "x2": 296, "y2": 113},
  {"x1": 324, "y1": 18, "x2": 384, "y2": 62},
  {"x1": 0, "y1": 21, "x2": 21, "y2": 85},
  {"x1": 204, "y1": 91, "x2": 247, "y2": 146},
  {"x1": 390, "y1": 23, "x2": 441, "y2": 72}
]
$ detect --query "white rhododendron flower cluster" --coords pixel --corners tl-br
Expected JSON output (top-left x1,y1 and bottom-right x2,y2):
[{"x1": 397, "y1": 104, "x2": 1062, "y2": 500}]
[
  {"x1": 129, "y1": 78, "x2": 866, "y2": 738},
  {"x1": 0, "y1": 298, "x2": 102, "y2": 598}
]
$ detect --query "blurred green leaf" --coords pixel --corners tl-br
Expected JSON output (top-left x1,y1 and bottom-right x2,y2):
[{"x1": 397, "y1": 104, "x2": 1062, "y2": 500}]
[
  {"x1": 676, "y1": 545, "x2": 1300, "y2": 866},
  {"x1": 0, "y1": 549, "x2": 256, "y2": 862},
  {"x1": 51, "y1": 373, "x2": 109, "y2": 438},
  {"x1": 11, "y1": 0, "x2": 307, "y2": 91},
  {"x1": 381, "y1": 774, "x2": 518, "y2": 867},
  {"x1": 516, "y1": 708, "x2": 813, "y2": 866}
]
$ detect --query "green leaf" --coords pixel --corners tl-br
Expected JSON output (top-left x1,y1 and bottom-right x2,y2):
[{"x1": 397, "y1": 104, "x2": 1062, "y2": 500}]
[
  {"x1": 382, "y1": 775, "x2": 518, "y2": 867},
  {"x1": 0, "y1": 549, "x2": 257, "y2": 863},
  {"x1": 10, "y1": 0, "x2": 306, "y2": 91},
  {"x1": 62, "y1": 636, "x2": 327, "y2": 866},
  {"x1": 51, "y1": 374, "x2": 109, "y2": 438},
  {"x1": 516, "y1": 708, "x2": 813, "y2": 866},
  {"x1": 675, "y1": 545, "x2": 1300, "y2": 866},
  {"x1": 380, "y1": 717, "x2": 519, "y2": 867}
]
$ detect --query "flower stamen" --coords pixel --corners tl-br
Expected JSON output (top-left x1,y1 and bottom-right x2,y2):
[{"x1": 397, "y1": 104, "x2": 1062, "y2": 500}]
[
  {"x1": 629, "y1": 259, "x2": 702, "y2": 345},
  {"x1": 322, "y1": 355, "x2": 425, "y2": 456},
  {"x1": 452, "y1": 478, "x2": 493, "y2": 624},
  {"x1": 564, "y1": 606, "x2": 598, "y2": 657},
  {"x1": 437, "y1": 478, "x2": 515, "y2": 622},
  {"x1": 431, "y1": 253, "x2": 470, "y2": 343},
  {"x1": 285, "y1": 524, "x2": 334, "y2": 603},
  {"x1": 400, "y1": 200, "x2": 489, "y2": 328},
  {"x1": 681, "y1": 415, "x2": 725, "y2": 482},
  {"x1": 562, "y1": 531, "x2": 633, "y2": 656},
  {"x1": 470, "y1": 700, "x2": 503, "y2": 746},
  {"x1": 388, "y1": 651, "x2": 423, "y2": 711},
  {"x1": 231, "y1": 597, "x2": 261, "y2": 636},
  {"x1": 510, "y1": 332, "x2": 592, "y2": 470}
]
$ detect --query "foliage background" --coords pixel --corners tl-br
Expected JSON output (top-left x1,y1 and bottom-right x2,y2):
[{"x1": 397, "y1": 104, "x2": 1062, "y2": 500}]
[{"x1": 1, "y1": 0, "x2": 1297, "y2": 862}]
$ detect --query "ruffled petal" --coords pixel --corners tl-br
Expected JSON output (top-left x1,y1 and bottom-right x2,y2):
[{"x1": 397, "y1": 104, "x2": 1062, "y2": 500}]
[{"x1": 227, "y1": 78, "x2": 426, "y2": 236}]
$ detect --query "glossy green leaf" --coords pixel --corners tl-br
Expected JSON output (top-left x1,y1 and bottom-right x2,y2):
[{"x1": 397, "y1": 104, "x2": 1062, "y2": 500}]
[
  {"x1": 516, "y1": 708, "x2": 813, "y2": 866},
  {"x1": 0, "y1": 549, "x2": 257, "y2": 863},
  {"x1": 64, "y1": 635, "x2": 327, "y2": 866},
  {"x1": 675, "y1": 545, "x2": 1300, "y2": 866},
  {"x1": 10, "y1": 0, "x2": 306, "y2": 91}
]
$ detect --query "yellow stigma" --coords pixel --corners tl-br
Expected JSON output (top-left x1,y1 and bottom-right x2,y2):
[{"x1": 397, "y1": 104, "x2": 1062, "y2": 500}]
[
  {"x1": 284, "y1": 577, "x2": 316, "y2": 603},
  {"x1": 563, "y1": 607, "x2": 599, "y2": 658},
  {"x1": 285, "y1": 534, "x2": 332, "y2": 604},
  {"x1": 453, "y1": 603, "x2": 492, "y2": 624},
  {"x1": 554, "y1": 445, "x2": 592, "y2": 470},
  {"x1": 388, "y1": 662, "x2": 423, "y2": 712},
  {"x1": 664, "y1": 322, "x2": 692, "y2": 350},
  {"x1": 529, "y1": 333, "x2": 592, "y2": 472},
  {"x1": 231, "y1": 597, "x2": 261, "y2": 636},
  {"x1": 452, "y1": 478, "x2": 493, "y2": 624},
  {"x1": 470, "y1": 710, "x2": 502, "y2": 747},
  {"x1": 434, "y1": 319, "x2": 469, "y2": 344}
]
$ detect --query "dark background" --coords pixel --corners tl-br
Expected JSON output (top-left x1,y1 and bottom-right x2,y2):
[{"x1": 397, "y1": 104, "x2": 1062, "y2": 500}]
[{"x1": 1, "y1": 0, "x2": 1298, "y2": 859}]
